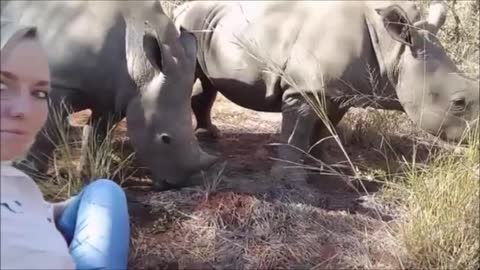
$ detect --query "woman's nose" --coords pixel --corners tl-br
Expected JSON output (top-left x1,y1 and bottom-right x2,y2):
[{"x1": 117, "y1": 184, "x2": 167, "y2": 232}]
[{"x1": 8, "y1": 92, "x2": 32, "y2": 119}]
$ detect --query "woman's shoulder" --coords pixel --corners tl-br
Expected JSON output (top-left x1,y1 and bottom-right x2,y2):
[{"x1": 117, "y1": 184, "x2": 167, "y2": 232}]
[
  {"x1": 1, "y1": 161, "x2": 47, "y2": 207},
  {"x1": 1, "y1": 162, "x2": 40, "y2": 188},
  {"x1": 1, "y1": 161, "x2": 31, "y2": 178}
]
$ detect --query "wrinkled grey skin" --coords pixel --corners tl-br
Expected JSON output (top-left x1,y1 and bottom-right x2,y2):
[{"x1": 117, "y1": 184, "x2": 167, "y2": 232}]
[
  {"x1": 174, "y1": 1, "x2": 479, "y2": 182},
  {"x1": 2, "y1": 0, "x2": 217, "y2": 189}
]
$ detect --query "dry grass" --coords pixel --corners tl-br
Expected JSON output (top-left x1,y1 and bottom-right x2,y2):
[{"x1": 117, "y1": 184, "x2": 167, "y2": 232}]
[
  {"x1": 129, "y1": 189, "x2": 398, "y2": 269},
  {"x1": 35, "y1": 103, "x2": 135, "y2": 202},
  {"x1": 420, "y1": 0, "x2": 480, "y2": 76},
  {"x1": 24, "y1": 0, "x2": 479, "y2": 269},
  {"x1": 380, "y1": 127, "x2": 479, "y2": 270}
]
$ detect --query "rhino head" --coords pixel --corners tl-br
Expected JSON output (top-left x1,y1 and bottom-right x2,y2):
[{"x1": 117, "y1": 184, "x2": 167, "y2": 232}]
[
  {"x1": 369, "y1": 0, "x2": 479, "y2": 143},
  {"x1": 123, "y1": 1, "x2": 218, "y2": 188}
]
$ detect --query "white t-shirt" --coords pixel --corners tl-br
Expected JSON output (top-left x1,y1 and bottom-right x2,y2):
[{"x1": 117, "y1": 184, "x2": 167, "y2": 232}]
[{"x1": 0, "y1": 161, "x2": 76, "y2": 270}]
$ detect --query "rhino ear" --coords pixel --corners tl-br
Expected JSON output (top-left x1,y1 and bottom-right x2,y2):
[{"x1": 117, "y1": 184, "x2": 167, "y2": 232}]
[
  {"x1": 178, "y1": 27, "x2": 197, "y2": 62},
  {"x1": 376, "y1": 5, "x2": 415, "y2": 47},
  {"x1": 142, "y1": 32, "x2": 163, "y2": 72}
]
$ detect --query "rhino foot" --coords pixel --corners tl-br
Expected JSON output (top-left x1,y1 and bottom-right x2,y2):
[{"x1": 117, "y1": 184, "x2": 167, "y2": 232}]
[
  {"x1": 306, "y1": 174, "x2": 354, "y2": 192},
  {"x1": 195, "y1": 126, "x2": 221, "y2": 140},
  {"x1": 151, "y1": 172, "x2": 207, "y2": 191},
  {"x1": 151, "y1": 180, "x2": 184, "y2": 192},
  {"x1": 270, "y1": 162, "x2": 307, "y2": 183}
]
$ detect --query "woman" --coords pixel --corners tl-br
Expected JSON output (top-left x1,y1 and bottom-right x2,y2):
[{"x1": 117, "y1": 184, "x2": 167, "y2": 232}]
[{"x1": 1, "y1": 18, "x2": 130, "y2": 269}]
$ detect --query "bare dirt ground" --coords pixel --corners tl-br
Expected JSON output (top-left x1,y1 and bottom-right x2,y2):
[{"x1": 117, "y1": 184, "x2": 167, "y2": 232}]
[{"x1": 69, "y1": 94, "x2": 439, "y2": 269}]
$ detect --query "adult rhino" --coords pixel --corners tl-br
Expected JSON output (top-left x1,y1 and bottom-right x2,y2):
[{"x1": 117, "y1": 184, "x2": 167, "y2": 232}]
[
  {"x1": 2, "y1": 0, "x2": 217, "y2": 190},
  {"x1": 174, "y1": 0, "x2": 480, "y2": 183}
]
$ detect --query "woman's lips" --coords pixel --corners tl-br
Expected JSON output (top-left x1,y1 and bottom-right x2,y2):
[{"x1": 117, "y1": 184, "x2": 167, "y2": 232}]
[{"x1": 1, "y1": 129, "x2": 27, "y2": 136}]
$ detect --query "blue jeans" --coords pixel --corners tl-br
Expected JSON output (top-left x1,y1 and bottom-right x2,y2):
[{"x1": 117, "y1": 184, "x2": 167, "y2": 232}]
[{"x1": 56, "y1": 179, "x2": 130, "y2": 270}]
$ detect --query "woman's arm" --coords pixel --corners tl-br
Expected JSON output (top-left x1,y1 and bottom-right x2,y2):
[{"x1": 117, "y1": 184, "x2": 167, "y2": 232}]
[
  {"x1": 47, "y1": 196, "x2": 78, "y2": 222},
  {"x1": 47, "y1": 195, "x2": 81, "y2": 244}
]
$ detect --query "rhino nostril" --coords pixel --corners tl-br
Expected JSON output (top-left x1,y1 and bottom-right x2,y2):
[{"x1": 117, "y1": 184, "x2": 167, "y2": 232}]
[{"x1": 156, "y1": 133, "x2": 171, "y2": 144}]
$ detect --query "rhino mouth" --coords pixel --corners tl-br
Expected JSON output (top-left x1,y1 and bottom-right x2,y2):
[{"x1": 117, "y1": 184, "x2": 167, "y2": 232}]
[
  {"x1": 439, "y1": 128, "x2": 477, "y2": 146},
  {"x1": 151, "y1": 171, "x2": 206, "y2": 191}
]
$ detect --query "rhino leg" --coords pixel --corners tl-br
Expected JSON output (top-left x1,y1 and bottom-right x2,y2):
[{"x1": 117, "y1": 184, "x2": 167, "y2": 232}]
[
  {"x1": 308, "y1": 104, "x2": 348, "y2": 159},
  {"x1": 270, "y1": 95, "x2": 318, "y2": 183},
  {"x1": 192, "y1": 69, "x2": 220, "y2": 139},
  {"x1": 306, "y1": 103, "x2": 359, "y2": 192}
]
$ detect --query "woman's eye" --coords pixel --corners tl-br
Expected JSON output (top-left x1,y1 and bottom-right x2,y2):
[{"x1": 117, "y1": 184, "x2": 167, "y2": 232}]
[
  {"x1": 32, "y1": 89, "x2": 49, "y2": 100},
  {"x1": 0, "y1": 83, "x2": 9, "y2": 97}
]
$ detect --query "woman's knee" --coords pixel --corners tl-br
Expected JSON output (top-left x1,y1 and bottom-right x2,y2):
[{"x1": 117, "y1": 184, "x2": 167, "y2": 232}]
[
  {"x1": 83, "y1": 179, "x2": 127, "y2": 204},
  {"x1": 70, "y1": 179, "x2": 130, "y2": 270}
]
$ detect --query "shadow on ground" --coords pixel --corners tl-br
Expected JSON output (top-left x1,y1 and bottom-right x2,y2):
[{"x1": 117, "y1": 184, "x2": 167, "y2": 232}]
[
  {"x1": 58, "y1": 99, "x2": 447, "y2": 269},
  {"x1": 122, "y1": 122, "x2": 444, "y2": 268}
]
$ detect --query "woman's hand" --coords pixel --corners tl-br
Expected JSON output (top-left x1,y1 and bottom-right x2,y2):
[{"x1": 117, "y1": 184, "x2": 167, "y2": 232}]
[{"x1": 49, "y1": 196, "x2": 77, "y2": 223}]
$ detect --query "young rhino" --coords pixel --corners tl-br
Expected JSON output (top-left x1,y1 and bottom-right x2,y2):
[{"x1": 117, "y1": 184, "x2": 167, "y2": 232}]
[
  {"x1": 175, "y1": 0, "x2": 479, "y2": 183},
  {"x1": 124, "y1": 17, "x2": 219, "y2": 190},
  {"x1": 2, "y1": 1, "x2": 217, "y2": 190},
  {"x1": 371, "y1": 1, "x2": 479, "y2": 141}
]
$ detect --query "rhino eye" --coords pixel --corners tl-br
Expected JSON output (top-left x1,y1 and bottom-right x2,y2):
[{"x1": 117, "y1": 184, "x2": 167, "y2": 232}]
[{"x1": 452, "y1": 98, "x2": 466, "y2": 112}]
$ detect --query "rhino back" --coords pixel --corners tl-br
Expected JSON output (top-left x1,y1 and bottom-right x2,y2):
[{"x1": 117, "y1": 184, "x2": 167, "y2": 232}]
[
  {"x1": 283, "y1": 2, "x2": 377, "y2": 96},
  {"x1": 2, "y1": 1, "x2": 134, "y2": 109},
  {"x1": 176, "y1": 1, "x2": 304, "y2": 111},
  {"x1": 177, "y1": 1, "x2": 385, "y2": 111}
]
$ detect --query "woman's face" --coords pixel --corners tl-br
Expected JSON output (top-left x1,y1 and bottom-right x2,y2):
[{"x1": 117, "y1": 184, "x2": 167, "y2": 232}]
[{"x1": 1, "y1": 38, "x2": 51, "y2": 161}]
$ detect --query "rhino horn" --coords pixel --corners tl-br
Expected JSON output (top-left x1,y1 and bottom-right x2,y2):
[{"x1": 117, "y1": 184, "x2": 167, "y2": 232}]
[{"x1": 426, "y1": 0, "x2": 448, "y2": 35}]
